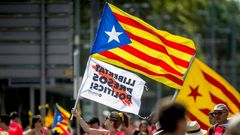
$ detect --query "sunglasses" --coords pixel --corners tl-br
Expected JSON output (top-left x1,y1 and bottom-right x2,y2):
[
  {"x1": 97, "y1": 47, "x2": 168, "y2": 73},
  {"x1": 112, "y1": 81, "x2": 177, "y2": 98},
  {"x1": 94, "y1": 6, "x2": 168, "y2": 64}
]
[{"x1": 213, "y1": 111, "x2": 225, "y2": 116}]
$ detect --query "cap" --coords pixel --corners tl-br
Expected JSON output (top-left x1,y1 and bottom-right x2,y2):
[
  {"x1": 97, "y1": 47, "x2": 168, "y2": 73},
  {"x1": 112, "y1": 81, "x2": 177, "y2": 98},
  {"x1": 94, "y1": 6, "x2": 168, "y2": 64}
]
[{"x1": 213, "y1": 104, "x2": 228, "y2": 111}]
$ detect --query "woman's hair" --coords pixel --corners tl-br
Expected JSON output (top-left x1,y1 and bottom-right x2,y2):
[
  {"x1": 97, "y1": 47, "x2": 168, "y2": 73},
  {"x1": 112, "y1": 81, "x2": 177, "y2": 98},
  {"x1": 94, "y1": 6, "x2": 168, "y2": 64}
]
[
  {"x1": 31, "y1": 115, "x2": 42, "y2": 129},
  {"x1": 109, "y1": 111, "x2": 129, "y2": 129}
]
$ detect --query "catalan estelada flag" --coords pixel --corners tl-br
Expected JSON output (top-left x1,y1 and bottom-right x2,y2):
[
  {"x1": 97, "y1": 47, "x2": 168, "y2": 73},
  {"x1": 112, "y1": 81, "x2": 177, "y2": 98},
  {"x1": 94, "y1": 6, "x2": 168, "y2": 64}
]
[
  {"x1": 176, "y1": 58, "x2": 240, "y2": 130},
  {"x1": 91, "y1": 3, "x2": 196, "y2": 89},
  {"x1": 52, "y1": 104, "x2": 70, "y2": 134}
]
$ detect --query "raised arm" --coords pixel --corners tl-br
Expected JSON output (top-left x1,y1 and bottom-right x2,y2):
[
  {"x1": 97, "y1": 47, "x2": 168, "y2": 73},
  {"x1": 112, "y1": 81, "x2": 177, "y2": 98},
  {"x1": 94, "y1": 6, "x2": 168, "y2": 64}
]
[{"x1": 71, "y1": 109, "x2": 107, "y2": 135}]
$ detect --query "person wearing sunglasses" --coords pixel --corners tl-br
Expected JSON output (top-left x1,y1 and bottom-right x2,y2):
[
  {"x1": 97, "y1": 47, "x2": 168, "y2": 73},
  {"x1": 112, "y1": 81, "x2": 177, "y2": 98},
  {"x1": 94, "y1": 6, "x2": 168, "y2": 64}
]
[
  {"x1": 71, "y1": 109, "x2": 129, "y2": 135},
  {"x1": 208, "y1": 111, "x2": 216, "y2": 126},
  {"x1": 23, "y1": 115, "x2": 48, "y2": 135},
  {"x1": 208, "y1": 104, "x2": 229, "y2": 135}
]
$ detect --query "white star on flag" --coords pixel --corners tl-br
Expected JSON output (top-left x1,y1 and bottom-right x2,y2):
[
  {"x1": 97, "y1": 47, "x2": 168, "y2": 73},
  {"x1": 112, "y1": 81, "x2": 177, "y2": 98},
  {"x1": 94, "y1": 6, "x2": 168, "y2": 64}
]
[
  {"x1": 105, "y1": 26, "x2": 123, "y2": 43},
  {"x1": 57, "y1": 115, "x2": 61, "y2": 121}
]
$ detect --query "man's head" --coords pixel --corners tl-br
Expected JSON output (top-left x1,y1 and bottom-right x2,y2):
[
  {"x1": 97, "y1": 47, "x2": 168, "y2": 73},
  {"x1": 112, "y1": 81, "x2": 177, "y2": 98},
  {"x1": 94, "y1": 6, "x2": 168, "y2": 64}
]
[
  {"x1": 88, "y1": 117, "x2": 100, "y2": 129},
  {"x1": 9, "y1": 111, "x2": 20, "y2": 123},
  {"x1": 212, "y1": 104, "x2": 229, "y2": 124},
  {"x1": 153, "y1": 97, "x2": 187, "y2": 135}
]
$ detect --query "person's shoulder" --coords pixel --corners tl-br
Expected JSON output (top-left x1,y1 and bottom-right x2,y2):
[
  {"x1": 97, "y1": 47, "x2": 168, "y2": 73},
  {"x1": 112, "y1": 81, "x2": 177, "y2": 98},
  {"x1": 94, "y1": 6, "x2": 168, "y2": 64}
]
[
  {"x1": 9, "y1": 121, "x2": 16, "y2": 126},
  {"x1": 219, "y1": 123, "x2": 228, "y2": 128},
  {"x1": 23, "y1": 129, "x2": 34, "y2": 135},
  {"x1": 9, "y1": 122, "x2": 21, "y2": 131},
  {"x1": 8, "y1": 127, "x2": 17, "y2": 135}
]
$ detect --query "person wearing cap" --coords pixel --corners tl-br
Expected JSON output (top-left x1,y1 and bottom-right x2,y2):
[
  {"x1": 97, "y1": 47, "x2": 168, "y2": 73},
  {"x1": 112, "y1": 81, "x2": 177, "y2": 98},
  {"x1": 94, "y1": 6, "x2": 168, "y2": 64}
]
[
  {"x1": 208, "y1": 104, "x2": 229, "y2": 135},
  {"x1": 186, "y1": 121, "x2": 207, "y2": 135}
]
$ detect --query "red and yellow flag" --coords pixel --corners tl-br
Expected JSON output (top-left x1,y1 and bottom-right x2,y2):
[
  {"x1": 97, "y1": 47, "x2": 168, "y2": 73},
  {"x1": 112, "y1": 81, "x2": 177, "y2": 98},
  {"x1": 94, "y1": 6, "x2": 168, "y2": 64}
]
[
  {"x1": 91, "y1": 3, "x2": 196, "y2": 89},
  {"x1": 177, "y1": 58, "x2": 240, "y2": 130},
  {"x1": 52, "y1": 104, "x2": 70, "y2": 134}
]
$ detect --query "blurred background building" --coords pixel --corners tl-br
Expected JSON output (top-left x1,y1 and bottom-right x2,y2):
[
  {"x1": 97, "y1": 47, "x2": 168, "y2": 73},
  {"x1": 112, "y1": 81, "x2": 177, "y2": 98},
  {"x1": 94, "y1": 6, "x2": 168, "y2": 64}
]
[{"x1": 0, "y1": 0, "x2": 239, "y2": 129}]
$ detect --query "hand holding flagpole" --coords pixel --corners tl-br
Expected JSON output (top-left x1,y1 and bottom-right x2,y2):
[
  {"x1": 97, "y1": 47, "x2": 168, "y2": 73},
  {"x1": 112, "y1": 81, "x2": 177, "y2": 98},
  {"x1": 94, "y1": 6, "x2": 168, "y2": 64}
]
[{"x1": 70, "y1": 97, "x2": 80, "y2": 120}]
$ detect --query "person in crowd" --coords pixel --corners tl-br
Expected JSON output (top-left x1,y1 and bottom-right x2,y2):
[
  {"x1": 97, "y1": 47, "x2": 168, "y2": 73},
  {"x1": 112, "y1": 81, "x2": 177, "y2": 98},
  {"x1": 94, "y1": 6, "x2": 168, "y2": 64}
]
[
  {"x1": 227, "y1": 113, "x2": 240, "y2": 135},
  {"x1": 186, "y1": 121, "x2": 207, "y2": 135},
  {"x1": 9, "y1": 111, "x2": 23, "y2": 135},
  {"x1": 208, "y1": 104, "x2": 229, "y2": 135},
  {"x1": 151, "y1": 97, "x2": 188, "y2": 135},
  {"x1": 133, "y1": 120, "x2": 150, "y2": 135},
  {"x1": 122, "y1": 115, "x2": 137, "y2": 135},
  {"x1": 0, "y1": 114, "x2": 15, "y2": 135},
  {"x1": 88, "y1": 117, "x2": 101, "y2": 130},
  {"x1": 23, "y1": 115, "x2": 48, "y2": 135},
  {"x1": 83, "y1": 117, "x2": 102, "y2": 135},
  {"x1": 71, "y1": 109, "x2": 129, "y2": 135}
]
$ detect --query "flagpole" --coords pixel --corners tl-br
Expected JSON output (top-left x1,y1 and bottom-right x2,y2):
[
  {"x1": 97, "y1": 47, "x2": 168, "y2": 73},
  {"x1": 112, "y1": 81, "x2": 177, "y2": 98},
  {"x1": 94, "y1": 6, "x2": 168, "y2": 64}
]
[
  {"x1": 70, "y1": 75, "x2": 87, "y2": 120},
  {"x1": 71, "y1": 57, "x2": 91, "y2": 120},
  {"x1": 172, "y1": 89, "x2": 179, "y2": 101},
  {"x1": 172, "y1": 55, "x2": 196, "y2": 101},
  {"x1": 70, "y1": 74, "x2": 85, "y2": 120}
]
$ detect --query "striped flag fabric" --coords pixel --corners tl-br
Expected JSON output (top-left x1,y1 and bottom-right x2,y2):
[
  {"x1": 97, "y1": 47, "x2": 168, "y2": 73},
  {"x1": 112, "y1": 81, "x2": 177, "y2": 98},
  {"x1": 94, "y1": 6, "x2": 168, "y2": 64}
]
[
  {"x1": 91, "y1": 3, "x2": 196, "y2": 89},
  {"x1": 176, "y1": 58, "x2": 240, "y2": 130},
  {"x1": 52, "y1": 104, "x2": 70, "y2": 134}
]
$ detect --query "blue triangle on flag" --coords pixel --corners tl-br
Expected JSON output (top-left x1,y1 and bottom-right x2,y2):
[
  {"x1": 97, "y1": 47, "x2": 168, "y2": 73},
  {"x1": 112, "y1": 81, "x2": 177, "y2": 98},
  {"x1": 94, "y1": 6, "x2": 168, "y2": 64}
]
[
  {"x1": 91, "y1": 3, "x2": 131, "y2": 54},
  {"x1": 52, "y1": 106, "x2": 64, "y2": 128}
]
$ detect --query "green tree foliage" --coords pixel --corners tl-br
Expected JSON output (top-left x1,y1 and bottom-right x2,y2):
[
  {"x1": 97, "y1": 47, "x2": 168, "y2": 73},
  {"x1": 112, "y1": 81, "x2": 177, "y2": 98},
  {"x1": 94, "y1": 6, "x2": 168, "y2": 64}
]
[{"x1": 148, "y1": 0, "x2": 240, "y2": 59}]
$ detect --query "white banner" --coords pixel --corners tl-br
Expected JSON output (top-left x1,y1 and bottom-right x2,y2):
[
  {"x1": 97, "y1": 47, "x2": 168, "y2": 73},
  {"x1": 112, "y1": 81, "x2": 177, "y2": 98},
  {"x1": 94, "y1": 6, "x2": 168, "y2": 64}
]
[{"x1": 78, "y1": 57, "x2": 146, "y2": 115}]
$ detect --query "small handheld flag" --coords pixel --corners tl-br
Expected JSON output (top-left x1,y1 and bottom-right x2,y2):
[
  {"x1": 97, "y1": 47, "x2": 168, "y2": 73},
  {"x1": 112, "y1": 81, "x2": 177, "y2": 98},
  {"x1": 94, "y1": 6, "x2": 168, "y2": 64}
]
[{"x1": 52, "y1": 104, "x2": 70, "y2": 134}]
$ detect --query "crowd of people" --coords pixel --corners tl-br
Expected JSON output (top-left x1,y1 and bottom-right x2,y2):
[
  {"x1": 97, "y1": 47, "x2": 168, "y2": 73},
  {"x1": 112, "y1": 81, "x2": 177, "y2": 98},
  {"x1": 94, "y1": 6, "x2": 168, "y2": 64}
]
[{"x1": 1, "y1": 99, "x2": 240, "y2": 135}]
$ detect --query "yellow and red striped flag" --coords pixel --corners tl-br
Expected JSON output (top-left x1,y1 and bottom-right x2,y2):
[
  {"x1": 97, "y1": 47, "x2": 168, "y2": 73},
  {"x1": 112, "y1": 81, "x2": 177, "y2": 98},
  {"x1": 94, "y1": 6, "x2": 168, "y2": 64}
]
[
  {"x1": 91, "y1": 3, "x2": 196, "y2": 89},
  {"x1": 176, "y1": 58, "x2": 240, "y2": 130}
]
